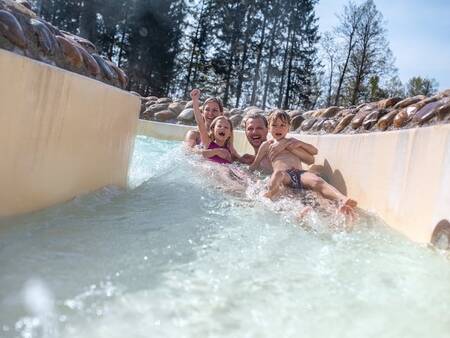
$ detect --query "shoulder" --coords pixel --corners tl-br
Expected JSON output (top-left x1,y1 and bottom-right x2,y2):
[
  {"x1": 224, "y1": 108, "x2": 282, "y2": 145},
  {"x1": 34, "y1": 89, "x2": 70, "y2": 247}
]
[{"x1": 185, "y1": 129, "x2": 200, "y2": 140}]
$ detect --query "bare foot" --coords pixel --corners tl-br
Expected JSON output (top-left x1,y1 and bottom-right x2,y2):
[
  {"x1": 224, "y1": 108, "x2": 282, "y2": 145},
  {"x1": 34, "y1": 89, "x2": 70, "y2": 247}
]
[
  {"x1": 342, "y1": 197, "x2": 357, "y2": 208},
  {"x1": 338, "y1": 200, "x2": 357, "y2": 224}
]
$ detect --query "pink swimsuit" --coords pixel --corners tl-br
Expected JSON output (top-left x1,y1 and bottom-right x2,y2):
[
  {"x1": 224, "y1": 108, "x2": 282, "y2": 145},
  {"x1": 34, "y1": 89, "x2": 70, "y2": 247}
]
[{"x1": 207, "y1": 141, "x2": 231, "y2": 164}]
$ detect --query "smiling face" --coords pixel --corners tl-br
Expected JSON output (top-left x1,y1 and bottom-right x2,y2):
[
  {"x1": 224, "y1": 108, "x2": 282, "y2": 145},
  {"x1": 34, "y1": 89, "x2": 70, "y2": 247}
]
[
  {"x1": 211, "y1": 117, "x2": 232, "y2": 145},
  {"x1": 245, "y1": 117, "x2": 268, "y2": 151},
  {"x1": 269, "y1": 117, "x2": 290, "y2": 141},
  {"x1": 202, "y1": 100, "x2": 222, "y2": 126}
]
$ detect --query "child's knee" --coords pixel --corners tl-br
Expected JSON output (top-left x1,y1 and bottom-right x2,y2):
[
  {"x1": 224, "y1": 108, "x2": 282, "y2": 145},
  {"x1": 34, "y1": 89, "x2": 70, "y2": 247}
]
[{"x1": 304, "y1": 174, "x2": 325, "y2": 189}]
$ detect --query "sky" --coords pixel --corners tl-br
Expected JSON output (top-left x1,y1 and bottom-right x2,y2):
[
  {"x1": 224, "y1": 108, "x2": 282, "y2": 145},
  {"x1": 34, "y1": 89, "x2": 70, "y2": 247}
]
[{"x1": 315, "y1": 0, "x2": 450, "y2": 90}]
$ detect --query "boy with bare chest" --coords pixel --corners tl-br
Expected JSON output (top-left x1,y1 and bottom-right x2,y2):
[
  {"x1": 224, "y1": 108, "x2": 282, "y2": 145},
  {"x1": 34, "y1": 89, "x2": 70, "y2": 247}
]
[{"x1": 250, "y1": 110, "x2": 357, "y2": 216}]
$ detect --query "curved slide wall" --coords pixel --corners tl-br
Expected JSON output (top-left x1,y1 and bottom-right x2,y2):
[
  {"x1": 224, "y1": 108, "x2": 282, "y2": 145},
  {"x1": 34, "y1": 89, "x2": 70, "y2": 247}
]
[
  {"x1": 0, "y1": 50, "x2": 140, "y2": 217},
  {"x1": 138, "y1": 119, "x2": 450, "y2": 244}
]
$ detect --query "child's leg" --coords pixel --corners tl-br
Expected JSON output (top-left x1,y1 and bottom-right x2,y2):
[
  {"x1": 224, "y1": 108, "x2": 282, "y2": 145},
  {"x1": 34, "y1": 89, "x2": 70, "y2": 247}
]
[
  {"x1": 264, "y1": 170, "x2": 290, "y2": 199},
  {"x1": 300, "y1": 172, "x2": 357, "y2": 208}
]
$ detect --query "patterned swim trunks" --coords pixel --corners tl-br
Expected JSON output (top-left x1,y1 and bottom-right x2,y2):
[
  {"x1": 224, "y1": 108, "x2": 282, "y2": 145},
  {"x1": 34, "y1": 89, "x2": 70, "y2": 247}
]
[{"x1": 286, "y1": 169, "x2": 307, "y2": 190}]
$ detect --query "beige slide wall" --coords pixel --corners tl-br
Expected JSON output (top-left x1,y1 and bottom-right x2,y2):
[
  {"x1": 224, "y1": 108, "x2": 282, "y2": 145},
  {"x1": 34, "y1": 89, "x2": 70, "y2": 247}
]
[
  {"x1": 0, "y1": 50, "x2": 140, "y2": 217},
  {"x1": 138, "y1": 119, "x2": 450, "y2": 244}
]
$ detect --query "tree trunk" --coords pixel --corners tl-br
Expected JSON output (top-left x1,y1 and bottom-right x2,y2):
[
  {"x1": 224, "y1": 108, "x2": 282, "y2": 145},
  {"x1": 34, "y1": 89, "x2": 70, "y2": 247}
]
[
  {"x1": 262, "y1": 16, "x2": 279, "y2": 109},
  {"x1": 282, "y1": 34, "x2": 295, "y2": 109},
  {"x1": 250, "y1": 15, "x2": 267, "y2": 105},
  {"x1": 79, "y1": 0, "x2": 97, "y2": 42},
  {"x1": 235, "y1": 7, "x2": 254, "y2": 108},
  {"x1": 277, "y1": 22, "x2": 292, "y2": 108}
]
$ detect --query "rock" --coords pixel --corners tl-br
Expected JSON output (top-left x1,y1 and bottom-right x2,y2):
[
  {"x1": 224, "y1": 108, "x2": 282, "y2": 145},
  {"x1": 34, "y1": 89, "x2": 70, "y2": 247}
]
[
  {"x1": 377, "y1": 109, "x2": 399, "y2": 131},
  {"x1": 75, "y1": 44, "x2": 100, "y2": 76},
  {"x1": 184, "y1": 100, "x2": 194, "y2": 109},
  {"x1": 177, "y1": 108, "x2": 194, "y2": 122},
  {"x1": 168, "y1": 102, "x2": 184, "y2": 116},
  {"x1": 377, "y1": 97, "x2": 402, "y2": 109},
  {"x1": 291, "y1": 115, "x2": 304, "y2": 131},
  {"x1": 63, "y1": 31, "x2": 97, "y2": 53},
  {"x1": 320, "y1": 106, "x2": 341, "y2": 118},
  {"x1": 413, "y1": 98, "x2": 450, "y2": 125},
  {"x1": 351, "y1": 106, "x2": 374, "y2": 129},
  {"x1": 147, "y1": 96, "x2": 158, "y2": 101},
  {"x1": 436, "y1": 103, "x2": 450, "y2": 120},
  {"x1": 393, "y1": 105, "x2": 418, "y2": 128},
  {"x1": 0, "y1": 9, "x2": 27, "y2": 48},
  {"x1": 146, "y1": 103, "x2": 170, "y2": 115},
  {"x1": 289, "y1": 110, "x2": 303, "y2": 118},
  {"x1": 92, "y1": 54, "x2": 116, "y2": 81},
  {"x1": 154, "y1": 110, "x2": 176, "y2": 122},
  {"x1": 333, "y1": 114, "x2": 354, "y2": 134},
  {"x1": 312, "y1": 109, "x2": 325, "y2": 118},
  {"x1": 16, "y1": 0, "x2": 32, "y2": 10},
  {"x1": 362, "y1": 109, "x2": 388, "y2": 130},
  {"x1": 244, "y1": 106, "x2": 260, "y2": 113},
  {"x1": 106, "y1": 60, "x2": 128, "y2": 88},
  {"x1": 393, "y1": 95, "x2": 425, "y2": 109},
  {"x1": 229, "y1": 108, "x2": 244, "y2": 116},
  {"x1": 246, "y1": 107, "x2": 264, "y2": 115},
  {"x1": 29, "y1": 18, "x2": 57, "y2": 55},
  {"x1": 311, "y1": 118, "x2": 326, "y2": 132},
  {"x1": 230, "y1": 114, "x2": 243, "y2": 128},
  {"x1": 439, "y1": 89, "x2": 450, "y2": 97},
  {"x1": 322, "y1": 119, "x2": 338, "y2": 133},
  {"x1": 299, "y1": 118, "x2": 316, "y2": 132},
  {"x1": 56, "y1": 35, "x2": 83, "y2": 68},
  {"x1": 157, "y1": 97, "x2": 172, "y2": 104}
]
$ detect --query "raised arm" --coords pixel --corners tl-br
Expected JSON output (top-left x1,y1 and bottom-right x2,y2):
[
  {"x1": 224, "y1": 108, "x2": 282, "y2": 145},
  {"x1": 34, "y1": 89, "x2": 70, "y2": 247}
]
[
  {"x1": 190, "y1": 89, "x2": 210, "y2": 147},
  {"x1": 249, "y1": 141, "x2": 271, "y2": 170}
]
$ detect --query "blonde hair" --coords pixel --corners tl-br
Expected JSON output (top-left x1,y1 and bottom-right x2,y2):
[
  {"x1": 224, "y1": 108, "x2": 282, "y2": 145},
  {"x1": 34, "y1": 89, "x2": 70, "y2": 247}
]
[
  {"x1": 268, "y1": 109, "x2": 291, "y2": 125},
  {"x1": 208, "y1": 116, "x2": 233, "y2": 147},
  {"x1": 202, "y1": 97, "x2": 224, "y2": 114}
]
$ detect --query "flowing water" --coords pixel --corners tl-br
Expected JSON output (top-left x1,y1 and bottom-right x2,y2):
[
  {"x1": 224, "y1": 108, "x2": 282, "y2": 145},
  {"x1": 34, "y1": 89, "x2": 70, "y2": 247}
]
[{"x1": 0, "y1": 136, "x2": 449, "y2": 338}]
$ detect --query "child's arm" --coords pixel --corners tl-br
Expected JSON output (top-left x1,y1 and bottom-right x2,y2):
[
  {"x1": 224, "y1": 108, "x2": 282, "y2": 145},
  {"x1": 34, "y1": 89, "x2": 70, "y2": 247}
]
[
  {"x1": 288, "y1": 139, "x2": 318, "y2": 156},
  {"x1": 269, "y1": 138, "x2": 315, "y2": 165},
  {"x1": 190, "y1": 89, "x2": 210, "y2": 147},
  {"x1": 249, "y1": 141, "x2": 271, "y2": 171},
  {"x1": 202, "y1": 148, "x2": 232, "y2": 162}
]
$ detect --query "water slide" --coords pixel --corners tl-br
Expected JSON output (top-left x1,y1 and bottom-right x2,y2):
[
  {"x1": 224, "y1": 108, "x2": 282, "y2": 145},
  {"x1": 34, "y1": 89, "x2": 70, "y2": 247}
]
[{"x1": 137, "y1": 119, "x2": 450, "y2": 248}]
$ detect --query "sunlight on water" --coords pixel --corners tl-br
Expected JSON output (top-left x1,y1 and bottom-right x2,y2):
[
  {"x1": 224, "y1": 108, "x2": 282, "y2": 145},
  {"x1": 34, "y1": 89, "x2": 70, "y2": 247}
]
[{"x1": 0, "y1": 136, "x2": 449, "y2": 338}]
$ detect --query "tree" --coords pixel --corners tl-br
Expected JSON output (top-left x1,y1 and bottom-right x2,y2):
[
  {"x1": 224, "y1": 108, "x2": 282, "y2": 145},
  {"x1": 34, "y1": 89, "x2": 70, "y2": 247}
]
[{"x1": 406, "y1": 76, "x2": 439, "y2": 97}]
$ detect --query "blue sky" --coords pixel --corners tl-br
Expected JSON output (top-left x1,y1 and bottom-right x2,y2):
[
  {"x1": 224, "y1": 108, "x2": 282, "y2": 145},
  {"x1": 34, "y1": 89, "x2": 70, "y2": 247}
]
[{"x1": 316, "y1": 0, "x2": 450, "y2": 90}]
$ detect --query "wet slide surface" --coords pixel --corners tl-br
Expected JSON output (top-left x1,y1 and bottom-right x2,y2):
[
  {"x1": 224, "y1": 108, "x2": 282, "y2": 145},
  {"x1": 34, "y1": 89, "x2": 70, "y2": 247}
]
[{"x1": 1, "y1": 136, "x2": 449, "y2": 338}]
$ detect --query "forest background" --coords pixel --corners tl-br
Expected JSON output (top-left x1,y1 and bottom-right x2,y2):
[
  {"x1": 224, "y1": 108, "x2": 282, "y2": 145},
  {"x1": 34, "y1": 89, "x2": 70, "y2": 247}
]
[{"x1": 30, "y1": 0, "x2": 439, "y2": 110}]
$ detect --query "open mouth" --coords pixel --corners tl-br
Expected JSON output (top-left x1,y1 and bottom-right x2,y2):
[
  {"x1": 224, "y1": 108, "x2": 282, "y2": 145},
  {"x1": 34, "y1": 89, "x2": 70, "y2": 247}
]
[{"x1": 218, "y1": 131, "x2": 225, "y2": 137}]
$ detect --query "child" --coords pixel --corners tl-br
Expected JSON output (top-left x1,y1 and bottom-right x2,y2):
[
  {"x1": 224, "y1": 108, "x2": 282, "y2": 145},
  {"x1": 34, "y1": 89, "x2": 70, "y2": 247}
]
[
  {"x1": 250, "y1": 110, "x2": 357, "y2": 216},
  {"x1": 190, "y1": 89, "x2": 240, "y2": 164}
]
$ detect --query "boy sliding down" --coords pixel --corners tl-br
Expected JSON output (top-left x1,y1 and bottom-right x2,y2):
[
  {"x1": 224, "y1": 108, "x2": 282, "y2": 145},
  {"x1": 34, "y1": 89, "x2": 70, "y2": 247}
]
[{"x1": 250, "y1": 110, "x2": 357, "y2": 217}]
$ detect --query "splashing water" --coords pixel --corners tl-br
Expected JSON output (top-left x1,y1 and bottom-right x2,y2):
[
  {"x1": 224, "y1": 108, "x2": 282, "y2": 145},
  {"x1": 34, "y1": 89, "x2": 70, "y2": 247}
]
[{"x1": 0, "y1": 136, "x2": 449, "y2": 338}]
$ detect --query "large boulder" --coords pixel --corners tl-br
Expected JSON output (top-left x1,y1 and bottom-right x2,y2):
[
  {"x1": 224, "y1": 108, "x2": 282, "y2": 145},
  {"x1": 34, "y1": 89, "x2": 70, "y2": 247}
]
[
  {"x1": 177, "y1": 108, "x2": 194, "y2": 123},
  {"x1": 168, "y1": 102, "x2": 185, "y2": 116},
  {"x1": 154, "y1": 110, "x2": 177, "y2": 122}
]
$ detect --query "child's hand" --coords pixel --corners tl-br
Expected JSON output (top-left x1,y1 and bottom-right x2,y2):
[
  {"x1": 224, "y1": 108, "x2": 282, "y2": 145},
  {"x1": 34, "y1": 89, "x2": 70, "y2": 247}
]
[
  {"x1": 190, "y1": 89, "x2": 201, "y2": 101},
  {"x1": 216, "y1": 148, "x2": 232, "y2": 162}
]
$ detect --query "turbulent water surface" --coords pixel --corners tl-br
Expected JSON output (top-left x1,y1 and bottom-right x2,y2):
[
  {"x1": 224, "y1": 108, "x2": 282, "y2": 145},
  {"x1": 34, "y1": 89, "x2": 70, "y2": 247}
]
[{"x1": 0, "y1": 136, "x2": 449, "y2": 338}]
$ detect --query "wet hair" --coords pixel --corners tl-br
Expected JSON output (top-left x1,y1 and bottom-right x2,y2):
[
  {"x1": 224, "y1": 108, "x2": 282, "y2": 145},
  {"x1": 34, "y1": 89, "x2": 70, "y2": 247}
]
[
  {"x1": 209, "y1": 116, "x2": 233, "y2": 147},
  {"x1": 202, "y1": 97, "x2": 224, "y2": 114},
  {"x1": 268, "y1": 109, "x2": 291, "y2": 125},
  {"x1": 243, "y1": 113, "x2": 268, "y2": 128}
]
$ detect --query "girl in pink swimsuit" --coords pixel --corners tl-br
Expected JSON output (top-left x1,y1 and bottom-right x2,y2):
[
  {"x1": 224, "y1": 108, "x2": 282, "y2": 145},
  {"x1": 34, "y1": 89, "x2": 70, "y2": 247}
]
[{"x1": 190, "y1": 89, "x2": 240, "y2": 164}]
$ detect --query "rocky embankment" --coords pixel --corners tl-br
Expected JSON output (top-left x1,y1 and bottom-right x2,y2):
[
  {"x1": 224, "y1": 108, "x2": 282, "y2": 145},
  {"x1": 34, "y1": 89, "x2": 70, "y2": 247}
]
[
  {"x1": 0, "y1": 0, "x2": 127, "y2": 89},
  {"x1": 139, "y1": 89, "x2": 450, "y2": 134}
]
